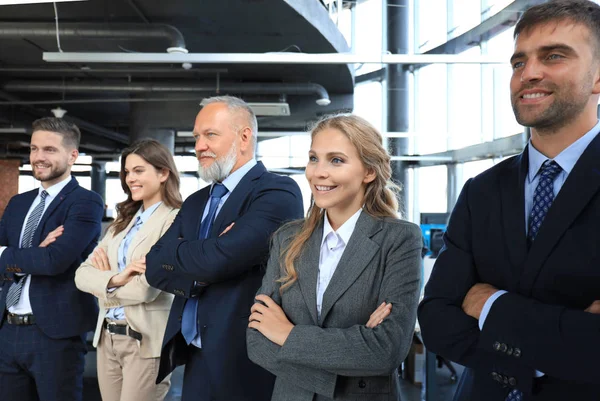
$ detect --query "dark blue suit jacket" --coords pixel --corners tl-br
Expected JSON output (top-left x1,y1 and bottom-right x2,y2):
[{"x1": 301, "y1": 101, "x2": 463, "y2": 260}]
[
  {"x1": 146, "y1": 161, "x2": 304, "y2": 401},
  {"x1": 0, "y1": 177, "x2": 103, "y2": 339},
  {"x1": 418, "y1": 133, "x2": 600, "y2": 400}
]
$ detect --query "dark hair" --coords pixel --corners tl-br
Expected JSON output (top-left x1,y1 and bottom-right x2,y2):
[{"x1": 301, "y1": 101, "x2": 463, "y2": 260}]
[
  {"x1": 32, "y1": 117, "x2": 81, "y2": 149},
  {"x1": 110, "y1": 139, "x2": 183, "y2": 235},
  {"x1": 515, "y1": 0, "x2": 600, "y2": 57}
]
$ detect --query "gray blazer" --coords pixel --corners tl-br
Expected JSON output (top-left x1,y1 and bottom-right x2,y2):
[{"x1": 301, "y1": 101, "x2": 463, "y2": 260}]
[{"x1": 247, "y1": 212, "x2": 422, "y2": 401}]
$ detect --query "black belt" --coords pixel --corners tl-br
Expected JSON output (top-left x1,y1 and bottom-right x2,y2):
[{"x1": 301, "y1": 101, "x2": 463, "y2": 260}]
[
  {"x1": 5, "y1": 312, "x2": 35, "y2": 325},
  {"x1": 104, "y1": 321, "x2": 142, "y2": 341}
]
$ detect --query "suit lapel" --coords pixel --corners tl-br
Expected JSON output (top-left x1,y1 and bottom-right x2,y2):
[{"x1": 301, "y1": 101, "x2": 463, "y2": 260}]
[
  {"x1": 499, "y1": 151, "x2": 528, "y2": 290},
  {"x1": 296, "y1": 218, "x2": 323, "y2": 326},
  {"x1": 519, "y1": 135, "x2": 600, "y2": 294},
  {"x1": 127, "y1": 203, "x2": 171, "y2": 260},
  {"x1": 319, "y1": 213, "x2": 382, "y2": 325},
  {"x1": 33, "y1": 177, "x2": 78, "y2": 245},
  {"x1": 12, "y1": 190, "x2": 38, "y2": 246},
  {"x1": 210, "y1": 162, "x2": 266, "y2": 237},
  {"x1": 192, "y1": 188, "x2": 210, "y2": 239}
]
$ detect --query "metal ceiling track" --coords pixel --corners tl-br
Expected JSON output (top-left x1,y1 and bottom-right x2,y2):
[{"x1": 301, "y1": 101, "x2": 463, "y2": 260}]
[{"x1": 43, "y1": 52, "x2": 507, "y2": 65}]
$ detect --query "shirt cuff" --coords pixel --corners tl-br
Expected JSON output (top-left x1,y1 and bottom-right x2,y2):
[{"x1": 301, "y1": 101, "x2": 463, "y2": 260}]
[
  {"x1": 478, "y1": 290, "x2": 507, "y2": 330},
  {"x1": 0, "y1": 246, "x2": 5, "y2": 258}
]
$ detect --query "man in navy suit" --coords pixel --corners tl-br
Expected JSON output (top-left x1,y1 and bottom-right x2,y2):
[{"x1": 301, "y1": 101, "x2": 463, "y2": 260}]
[
  {"x1": 418, "y1": 1, "x2": 600, "y2": 400},
  {"x1": 146, "y1": 95, "x2": 304, "y2": 401},
  {"x1": 0, "y1": 117, "x2": 103, "y2": 401}
]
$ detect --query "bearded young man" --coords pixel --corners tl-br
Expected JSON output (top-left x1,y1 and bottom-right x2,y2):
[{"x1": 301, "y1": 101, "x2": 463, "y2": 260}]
[
  {"x1": 0, "y1": 117, "x2": 103, "y2": 401},
  {"x1": 418, "y1": 1, "x2": 600, "y2": 400},
  {"x1": 145, "y1": 96, "x2": 304, "y2": 401}
]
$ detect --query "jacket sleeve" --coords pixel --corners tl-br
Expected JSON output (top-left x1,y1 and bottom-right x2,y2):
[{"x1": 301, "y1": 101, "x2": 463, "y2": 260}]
[
  {"x1": 417, "y1": 179, "x2": 537, "y2": 393},
  {"x1": 106, "y1": 209, "x2": 179, "y2": 306},
  {"x1": 74, "y1": 228, "x2": 117, "y2": 301},
  {"x1": 275, "y1": 223, "x2": 422, "y2": 377},
  {"x1": 147, "y1": 179, "x2": 303, "y2": 286},
  {"x1": 246, "y1": 229, "x2": 338, "y2": 399},
  {"x1": 1, "y1": 193, "x2": 103, "y2": 276}
]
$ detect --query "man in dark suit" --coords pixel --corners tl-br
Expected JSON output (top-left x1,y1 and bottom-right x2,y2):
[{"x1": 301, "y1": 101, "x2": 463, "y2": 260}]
[
  {"x1": 0, "y1": 117, "x2": 103, "y2": 401},
  {"x1": 418, "y1": 1, "x2": 600, "y2": 400},
  {"x1": 146, "y1": 95, "x2": 304, "y2": 401}
]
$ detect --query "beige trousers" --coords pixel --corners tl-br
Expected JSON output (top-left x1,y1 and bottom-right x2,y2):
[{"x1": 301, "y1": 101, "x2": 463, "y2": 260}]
[{"x1": 97, "y1": 323, "x2": 171, "y2": 401}]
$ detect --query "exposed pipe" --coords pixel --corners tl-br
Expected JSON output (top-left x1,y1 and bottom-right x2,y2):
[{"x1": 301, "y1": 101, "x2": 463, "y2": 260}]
[
  {"x1": 2, "y1": 80, "x2": 332, "y2": 106},
  {"x1": 0, "y1": 23, "x2": 187, "y2": 52}
]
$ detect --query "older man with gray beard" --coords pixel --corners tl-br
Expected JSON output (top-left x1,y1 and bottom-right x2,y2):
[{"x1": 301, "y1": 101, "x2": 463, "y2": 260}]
[{"x1": 145, "y1": 95, "x2": 304, "y2": 401}]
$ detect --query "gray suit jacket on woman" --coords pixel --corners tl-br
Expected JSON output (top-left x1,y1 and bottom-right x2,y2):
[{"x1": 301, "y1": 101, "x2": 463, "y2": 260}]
[{"x1": 247, "y1": 212, "x2": 423, "y2": 401}]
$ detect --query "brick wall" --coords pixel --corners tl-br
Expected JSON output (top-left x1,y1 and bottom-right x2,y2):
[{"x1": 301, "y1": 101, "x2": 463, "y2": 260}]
[{"x1": 0, "y1": 159, "x2": 20, "y2": 218}]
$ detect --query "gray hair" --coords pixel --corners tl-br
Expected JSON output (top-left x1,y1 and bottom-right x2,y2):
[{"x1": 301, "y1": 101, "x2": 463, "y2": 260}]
[{"x1": 200, "y1": 95, "x2": 258, "y2": 150}]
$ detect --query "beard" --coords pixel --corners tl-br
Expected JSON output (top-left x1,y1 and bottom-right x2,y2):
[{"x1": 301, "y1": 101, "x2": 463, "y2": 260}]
[
  {"x1": 32, "y1": 162, "x2": 68, "y2": 183},
  {"x1": 197, "y1": 143, "x2": 237, "y2": 182},
  {"x1": 511, "y1": 75, "x2": 593, "y2": 133}
]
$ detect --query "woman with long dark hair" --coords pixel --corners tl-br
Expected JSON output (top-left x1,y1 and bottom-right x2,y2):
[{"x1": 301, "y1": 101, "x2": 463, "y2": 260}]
[
  {"x1": 75, "y1": 139, "x2": 182, "y2": 401},
  {"x1": 247, "y1": 114, "x2": 423, "y2": 401}
]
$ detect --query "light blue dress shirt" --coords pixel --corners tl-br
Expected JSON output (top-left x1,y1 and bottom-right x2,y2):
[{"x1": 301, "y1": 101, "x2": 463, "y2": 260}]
[
  {"x1": 190, "y1": 158, "x2": 257, "y2": 348},
  {"x1": 105, "y1": 201, "x2": 162, "y2": 321},
  {"x1": 479, "y1": 121, "x2": 600, "y2": 376}
]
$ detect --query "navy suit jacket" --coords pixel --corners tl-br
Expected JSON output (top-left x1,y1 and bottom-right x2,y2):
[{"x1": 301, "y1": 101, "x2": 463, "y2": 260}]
[
  {"x1": 0, "y1": 177, "x2": 102, "y2": 339},
  {"x1": 418, "y1": 133, "x2": 600, "y2": 400},
  {"x1": 146, "y1": 161, "x2": 304, "y2": 401}
]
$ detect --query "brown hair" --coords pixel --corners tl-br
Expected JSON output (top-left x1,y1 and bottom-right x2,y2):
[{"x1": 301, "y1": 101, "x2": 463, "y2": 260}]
[
  {"x1": 32, "y1": 117, "x2": 81, "y2": 149},
  {"x1": 515, "y1": 0, "x2": 600, "y2": 57},
  {"x1": 110, "y1": 139, "x2": 182, "y2": 235},
  {"x1": 278, "y1": 114, "x2": 401, "y2": 293}
]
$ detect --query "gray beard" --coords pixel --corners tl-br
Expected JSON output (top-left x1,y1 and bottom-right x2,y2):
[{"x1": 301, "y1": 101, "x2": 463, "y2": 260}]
[{"x1": 198, "y1": 145, "x2": 237, "y2": 182}]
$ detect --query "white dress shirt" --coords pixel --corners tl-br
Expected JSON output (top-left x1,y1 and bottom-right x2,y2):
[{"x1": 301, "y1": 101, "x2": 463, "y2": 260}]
[
  {"x1": 3, "y1": 176, "x2": 73, "y2": 315},
  {"x1": 316, "y1": 208, "x2": 362, "y2": 320}
]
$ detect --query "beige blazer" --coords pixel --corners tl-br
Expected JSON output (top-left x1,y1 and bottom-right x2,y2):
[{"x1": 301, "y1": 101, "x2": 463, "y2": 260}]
[{"x1": 75, "y1": 202, "x2": 179, "y2": 358}]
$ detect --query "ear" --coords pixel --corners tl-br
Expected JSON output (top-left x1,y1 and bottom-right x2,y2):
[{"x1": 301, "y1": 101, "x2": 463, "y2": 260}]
[
  {"x1": 158, "y1": 168, "x2": 170, "y2": 183},
  {"x1": 238, "y1": 127, "x2": 253, "y2": 153},
  {"x1": 363, "y1": 167, "x2": 376, "y2": 184},
  {"x1": 68, "y1": 149, "x2": 79, "y2": 166},
  {"x1": 592, "y1": 61, "x2": 600, "y2": 95}
]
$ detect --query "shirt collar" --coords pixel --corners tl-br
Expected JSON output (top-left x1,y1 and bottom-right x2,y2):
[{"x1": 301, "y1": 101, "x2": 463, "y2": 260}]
[
  {"x1": 321, "y1": 208, "x2": 363, "y2": 248},
  {"x1": 136, "y1": 201, "x2": 162, "y2": 225},
  {"x1": 40, "y1": 175, "x2": 72, "y2": 199},
  {"x1": 527, "y1": 120, "x2": 600, "y2": 182},
  {"x1": 214, "y1": 158, "x2": 257, "y2": 195}
]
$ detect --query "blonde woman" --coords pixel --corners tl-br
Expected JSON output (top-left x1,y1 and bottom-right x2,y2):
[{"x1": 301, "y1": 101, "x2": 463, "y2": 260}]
[
  {"x1": 75, "y1": 139, "x2": 182, "y2": 401},
  {"x1": 247, "y1": 115, "x2": 423, "y2": 401}
]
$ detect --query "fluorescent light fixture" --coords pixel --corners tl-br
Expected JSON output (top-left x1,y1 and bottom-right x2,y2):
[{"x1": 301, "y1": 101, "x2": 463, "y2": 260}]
[
  {"x1": 177, "y1": 131, "x2": 194, "y2": 138},
  {"x1": 1, "y1": 0, "x2": 86, "y2": 5},
  {"x1": 247, "y1": 102, "x2": 290, "y2": 117}
]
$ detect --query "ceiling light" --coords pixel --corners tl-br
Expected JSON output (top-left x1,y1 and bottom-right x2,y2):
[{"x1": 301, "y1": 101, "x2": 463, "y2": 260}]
[
  {"x1": 51, "y1": 107, "x2": 67, "y2": 118},
  {"x1": 0, "y1": 0, "x2": 86, "y2": 5}
]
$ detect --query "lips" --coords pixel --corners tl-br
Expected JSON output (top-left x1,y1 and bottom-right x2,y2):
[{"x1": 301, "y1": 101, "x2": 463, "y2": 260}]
[{"x1": 315, "y1": 185, "x2": 337, "y2": 192}]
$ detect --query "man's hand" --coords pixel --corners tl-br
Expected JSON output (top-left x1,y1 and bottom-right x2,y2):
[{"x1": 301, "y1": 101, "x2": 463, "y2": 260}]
[
  {"x1": 108, "y1": 257, "x2": 146, "y2": 288},
  {"x1": 39, "y1": 226, "x2": 64, "y2": 248},
  {"x1": 90, "y1": 248, "x2": 111, "y2": 271},
  {"x1": 462, "y1": 283, "x2": 498, "y2": 320},
  {"x1": 248, "y1": 294, "x2": 295, "y2": 346},
  {"x1": 366, "y1": 302, "x2": 392, "y2": 328},
  {"x1": 219, "y1": 222, "x2": 235, "y2": 237},
  {"x1": 585, "y1": 300, "x2": 600, "y2": 314}
]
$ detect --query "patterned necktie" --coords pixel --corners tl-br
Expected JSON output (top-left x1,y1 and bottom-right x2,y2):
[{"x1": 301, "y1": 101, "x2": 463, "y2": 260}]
[
  {"x1": 181, "y1": 183, "x2": 229, "y2": 345},
  {"x1": 6, "y1": 190, "x2": 49, "y2": 310},
  {"x1": 507, "y1": 161, "x2": 561, "y2": 400}
]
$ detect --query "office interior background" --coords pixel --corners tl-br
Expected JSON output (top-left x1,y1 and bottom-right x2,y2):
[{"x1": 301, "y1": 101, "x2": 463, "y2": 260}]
[{"x1": 1, "y1": 0, "x2": 593, "y2": 400}]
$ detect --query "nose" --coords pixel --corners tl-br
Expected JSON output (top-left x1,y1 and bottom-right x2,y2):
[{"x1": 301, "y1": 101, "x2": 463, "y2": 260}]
[
  {"x1": 313, "y1": 161, "x2": 329, "y2": 179},
  {"x1": 195, "y1": 136, "x2": 208, "y2": 153},
  {"x1": 520, "y1": 58, "x2": 543, "y2": 83}
]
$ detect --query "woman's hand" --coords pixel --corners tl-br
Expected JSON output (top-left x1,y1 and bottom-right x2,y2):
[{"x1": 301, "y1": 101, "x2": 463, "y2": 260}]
[
  {"x1": 248, "y1": 294, "x2": 295, "y2": 346},
  {"x1": 107, "y1": 257, "x2": 146, "y2": 288},
  {"x1": 365, "y1": 302, "x2": 392, "y2": 328},
  {"x1": 39, "y1": 225, "x2": 64, "y2": 247},
  {"x1": 90, "y1": 248, "x2": 111, "y2": 271}
]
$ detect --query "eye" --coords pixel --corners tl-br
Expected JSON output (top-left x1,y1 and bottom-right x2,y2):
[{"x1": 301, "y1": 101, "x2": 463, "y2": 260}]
[
  {"x1": 512, "y1": 61, "x2": 524, "y2": 69},
  {"x1": 331, "y1": 157, "x2": 344, "y2": 164},
  {"x1": 547, "y1": 53, "x2": 563, "y2": 61},
  {"x1": 308, "y1": 155, "x2": 317, "y2": 163},
  {"x1": 206, "y1": 132, "x2": 216, "y2": 137}
]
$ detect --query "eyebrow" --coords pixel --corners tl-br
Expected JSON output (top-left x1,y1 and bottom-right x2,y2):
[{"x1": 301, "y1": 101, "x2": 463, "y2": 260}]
[
  {"x1": 510, "y1": 44, "x2": 576, "y2": 64},
  {"x1": 308, "y1": 150, "x2": 349, "y2": 158}
]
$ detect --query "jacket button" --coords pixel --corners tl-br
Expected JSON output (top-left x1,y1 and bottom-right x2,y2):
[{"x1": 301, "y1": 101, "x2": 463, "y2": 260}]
[
  {"x1": 493, "y1": 341, "x2": 501, "y2": 351},
  {"x1": 513, "y1": 348, "x2": 521, "y2": 358},
  {"x1": 499, "y1": 343, "x2": 508, "y2": 353},
  {"x1": 358, "y1": 380, "x2": 366, "y2": 389},
  {"x1": 508, "y1": 377, "x2": 517, "y2": 387},
  {"x1": 491, "y1": 372, "x2": 499, "y2": 381},
  {"x1": 506, "y1": 347, "x2": 513, "y2": 356}
]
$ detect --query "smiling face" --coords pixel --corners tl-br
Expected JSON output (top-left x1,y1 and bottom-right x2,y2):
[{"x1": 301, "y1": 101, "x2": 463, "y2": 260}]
[
  {"x1": 30, "y1": 130, "x2": 78, "y2": 188},
  {"x1": 510, "y1": 19, "x2": 600, "y2": 134},
  {"x1": 305, "y1": 128, "x2": 375, "y2": 227},
  {"x1": 124, "y1": 153, "x2": 168, "y2": 210}
]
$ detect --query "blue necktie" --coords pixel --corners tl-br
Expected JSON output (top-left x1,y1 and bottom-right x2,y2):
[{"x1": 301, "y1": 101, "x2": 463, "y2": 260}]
[
  {"x1": 6, "y1": 190, "x2": 48, "y2": 310},
  {"x1": 181, "y1": 183, "x2": 228, "y2": 345},
  {"x1": 507, "y1": 161, "x2": 561, "y2": 401}
]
